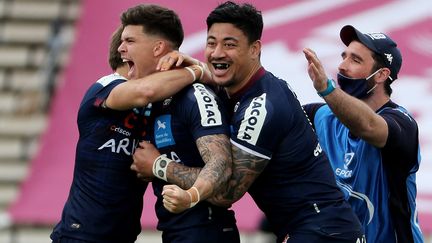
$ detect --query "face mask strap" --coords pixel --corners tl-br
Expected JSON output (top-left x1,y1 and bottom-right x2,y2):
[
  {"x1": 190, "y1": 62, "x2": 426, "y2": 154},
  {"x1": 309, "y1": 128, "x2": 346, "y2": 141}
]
[
  {"x1": 366, "y1": 84, "x2": 377, "y2": 94},
  {"x1": 365, "y1": 68, "x2": 382, "y2": 95},
  {"x1": 366, "y1": 68, "x2": 382, "y2": 80}
]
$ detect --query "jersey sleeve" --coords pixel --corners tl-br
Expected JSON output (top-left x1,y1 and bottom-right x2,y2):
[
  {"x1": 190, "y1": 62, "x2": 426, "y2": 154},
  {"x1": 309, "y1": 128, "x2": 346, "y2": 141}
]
[
  {"x1": 178, "y1": 83, "x2": 230, "y2": 140},
  {"x1": 381, "y1": 107, "x2": 419, "y2": 168},
  {"x1": 81, "y1": 74, "x2": 126, "y2": 109},
  {"x1": 230, "y1": 93, "x2": 290, "y2": 160},
  {"x1": 382, "y1": 108, "x2": 418, "y2": 149}
]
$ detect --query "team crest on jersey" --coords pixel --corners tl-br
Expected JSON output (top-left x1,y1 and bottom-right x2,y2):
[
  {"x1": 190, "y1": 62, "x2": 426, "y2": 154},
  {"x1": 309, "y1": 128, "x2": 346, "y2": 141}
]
[
  {"x1": 335, "y1": 152, "x2": 354, "y2": 178},
  {"x1": 237, "y1": 93, "x2": 267, "y2": 145},
  {"x1": 193, "y1": 83, "x2": 222, "y2": 127},
  {"x1": 163, "y1": 98, "x2": 172, "y2": 107},
  {"x1": 234, "y1": 101, "x2": 240, "y2": 113},
  {"x1": 154, "y1": 115, "x2": 175, "y2": 148},
  {"x1": 344, "y1": 152, "x2": 355, "y2": 169}
]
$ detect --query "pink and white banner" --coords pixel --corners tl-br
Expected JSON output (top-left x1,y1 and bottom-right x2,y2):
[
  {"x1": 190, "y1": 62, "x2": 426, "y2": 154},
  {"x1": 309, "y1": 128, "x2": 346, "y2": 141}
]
[{"x1": 8, "y1": 0, "x2": 432, "y2": 233}]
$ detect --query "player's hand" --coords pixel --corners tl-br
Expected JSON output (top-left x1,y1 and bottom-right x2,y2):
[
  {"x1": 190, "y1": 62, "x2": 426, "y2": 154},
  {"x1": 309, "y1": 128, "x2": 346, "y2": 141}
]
[
  {"x1": 131, "y1": 141, "x2": 160, "y2": 179},
  {"x1": 162, "y1": 185, "x2": 191, "y2": 213},
  {"x1": 302, "y1": 48, "x2": 329, "y2": 93},
  {"x1": 157, "y1": 51, "x2": 215, "y2": 84},
  {"x1": 157, "y1": 51, "x2": 200, "y2": 71}
]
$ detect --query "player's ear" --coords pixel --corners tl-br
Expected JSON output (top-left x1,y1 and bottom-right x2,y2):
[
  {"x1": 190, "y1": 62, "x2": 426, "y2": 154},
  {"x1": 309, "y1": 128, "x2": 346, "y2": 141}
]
[
  {"x1": 376, "y1": 67, "x2": 391, "y2": 83},
  {"x1": 153, "y1": 40, "x2": 167, "y2": 57},
  {"x1": 250, "y1": 40, "x2": 262, "y2": 59}
]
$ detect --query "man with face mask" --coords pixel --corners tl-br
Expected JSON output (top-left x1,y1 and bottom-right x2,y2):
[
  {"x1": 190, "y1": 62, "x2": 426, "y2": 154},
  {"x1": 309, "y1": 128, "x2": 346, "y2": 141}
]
[{"x1": 302, "y1": 25, "x2": 424, "y2": 243}]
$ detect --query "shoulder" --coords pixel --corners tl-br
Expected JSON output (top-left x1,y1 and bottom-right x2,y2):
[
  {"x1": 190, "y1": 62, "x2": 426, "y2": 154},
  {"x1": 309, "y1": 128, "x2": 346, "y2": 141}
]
[
  {"x1": 303, "y1": 103, "x2": 326, "y2": 111},
  {"x1": 81, "y1": 73, "x2": 126, "y2": 107},
  {"x1": 177, "y1": 83, "x2": 220, "y2": 105},
  {"x1": 380, "y1": 102, "x2": 418, "y2": 129},
  {"x1": 175, "y1": 83, "x2": 226, "y2": 126},
  {"x1": 260, "y1": 72, "x2": 292, "y2": 93},
  {"x1": 303, "y1": 103, "x2": 326, "y2": 123},
  {"x1": 380, "y1": 102, "x2": 419, "y2": 148},
  {"x1": 96, "y1": 73, "x2": 126, "y2": 87}
]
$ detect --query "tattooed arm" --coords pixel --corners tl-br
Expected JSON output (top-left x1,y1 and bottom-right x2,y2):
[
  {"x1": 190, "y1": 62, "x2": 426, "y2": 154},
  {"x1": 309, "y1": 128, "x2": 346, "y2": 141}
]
[
  {"x1": 161, "y1": 134, "x2": 232, "y2": 213},
  {"x1": 132, "y1": 134, "x2": 232, "y2": 213},
  {"x1": 166, "y1": 134, "x2": 232, "y2": 197},
  {"x1": 206, "y1": 144, "x2": 269, "y2": 207}
]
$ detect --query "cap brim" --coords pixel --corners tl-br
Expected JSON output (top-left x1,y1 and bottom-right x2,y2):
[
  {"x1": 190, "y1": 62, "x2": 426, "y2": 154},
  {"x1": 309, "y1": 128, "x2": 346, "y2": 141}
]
[{"x1": 340, "y1": 25, "x2": 378, "y2": 53}]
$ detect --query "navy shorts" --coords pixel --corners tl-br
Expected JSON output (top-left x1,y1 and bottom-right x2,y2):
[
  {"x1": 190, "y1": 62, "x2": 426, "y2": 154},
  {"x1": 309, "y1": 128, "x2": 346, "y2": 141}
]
[
  {"x1": 278, "y1": 200, "x2": 366, "y2": 243},
  {"x1": 162, "y1": 223, "x2": 240, "y2": 243},
  {"x1": 51, "y1": 236, "x2": 90, "y2": 243},
  {"x1": 280, "y1": 229, "x2": 366, "y2": 243},
  {"x1": 161, "y1": 209, "x2": 240, "y2": 243},
  {"x1": 51, "y1": 235, "x2": 136, "y2": 243}
]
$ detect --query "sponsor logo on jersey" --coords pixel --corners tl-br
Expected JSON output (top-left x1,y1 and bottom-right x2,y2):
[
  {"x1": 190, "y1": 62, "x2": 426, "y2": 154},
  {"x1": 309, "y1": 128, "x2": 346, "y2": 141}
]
[
  {"x1": 97, "y1": 107, "x2": 148, "y2": 155},
  {"x1": 110, "y1": 125, "x2": 131, "y2": 136},
  {"x1": 122, "y1": 111, "x2": 148, "y2": 138},
  {"x1": 237, "y1": 93, "x2": 267, "y2": 145},
  {"x1": 154, "y1": 115, "x2": 175, "y2": 148},
  {"x1": 98, "y1": 138, "x2": 139, "y2": 156},
  {"x1": 193, "y1": 83, "x2": 222, "y2": 127}
]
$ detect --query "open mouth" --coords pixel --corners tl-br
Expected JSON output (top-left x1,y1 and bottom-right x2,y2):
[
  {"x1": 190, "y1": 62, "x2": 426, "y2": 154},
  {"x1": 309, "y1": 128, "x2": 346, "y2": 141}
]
[
  {"x1": 123, "y1": 59, "x2": 135, "y2": 77},
  {"x1": 210, "y1": 62, "x2": 231, "y2": 78},
  {"x1": 123, "y1": 59, "x2": 134, "y2": 69},
  {"x1": 212, "y1": 63, "x2": 230, "y2": 70}
]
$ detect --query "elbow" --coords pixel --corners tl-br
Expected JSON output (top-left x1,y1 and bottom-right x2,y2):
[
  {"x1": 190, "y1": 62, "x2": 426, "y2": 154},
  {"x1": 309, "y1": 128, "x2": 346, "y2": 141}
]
[
  {"x1": 353, "y1": 120, "x2": 387, "y2": 147},
  {"x1": 223, "y1": 167, "x2": 232, "y2": 185}
]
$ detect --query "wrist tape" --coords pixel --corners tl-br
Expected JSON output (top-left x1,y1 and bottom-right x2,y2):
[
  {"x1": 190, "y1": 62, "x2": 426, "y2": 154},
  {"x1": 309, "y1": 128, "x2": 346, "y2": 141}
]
[
  {"x1": 152, "y1": 155, "x2": 173, "y2": 181},
  {"x1": 184, "y1": 66, "x2": 197, "y2": 82},
  {"x1": 196, "y1": 64, "x2": 204, "y2": 80},
  {"x1": 186, "y1": 186, "x2": 200, "y2": 208}
]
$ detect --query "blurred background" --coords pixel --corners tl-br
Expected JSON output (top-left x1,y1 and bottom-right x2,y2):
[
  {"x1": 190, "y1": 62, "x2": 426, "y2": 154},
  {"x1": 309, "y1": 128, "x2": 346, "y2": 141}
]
[{"x1": 0, "y1": 0, "x2": 431, "y2": 242}]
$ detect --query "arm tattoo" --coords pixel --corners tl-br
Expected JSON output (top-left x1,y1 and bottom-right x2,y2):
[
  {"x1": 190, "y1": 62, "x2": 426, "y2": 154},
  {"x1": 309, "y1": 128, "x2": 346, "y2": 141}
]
[
  {"x1": 166, "y1": 134, "x2": 231, "y2": 192},
  {"x1": 167, "y1": 164, "x2": 201, "y2": 190},
  {"x1": 196, "y1": 134, "x2": 232, "y2": 194},
  {"x1": 209, "y1": 144, "x2": 269, "y2": 206}
]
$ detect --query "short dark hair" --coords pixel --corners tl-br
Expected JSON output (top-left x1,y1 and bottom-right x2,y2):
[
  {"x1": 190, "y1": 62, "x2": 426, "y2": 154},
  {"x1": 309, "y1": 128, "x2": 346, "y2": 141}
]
[
  {"x1": 108, "y1": 26, "x2": 125, "y2": 71},
  {"x1": 206, "y1": 1, "x2": 263, "y2": 44},
  {"x1": 120, "y1": 4, "x2": 184, "y2": 49},
  {"x1": 371, "y1": 52, "x2": 393, "y2": 96}
]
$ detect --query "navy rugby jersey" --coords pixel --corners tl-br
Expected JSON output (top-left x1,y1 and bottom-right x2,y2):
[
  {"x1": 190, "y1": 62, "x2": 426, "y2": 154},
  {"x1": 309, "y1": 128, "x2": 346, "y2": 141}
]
[
  {"x1": 148, "y1": 83, "x2": 233, "y2": 231},
  {"x1": 304, "y1": 101, "x2": 424, "y2": 243},
  {"x1": 227, "y1": 68, "x2": 361, "y2": 240},
  {"x1": 51, "y1": 73, "x2": 148, "y2": 243}
]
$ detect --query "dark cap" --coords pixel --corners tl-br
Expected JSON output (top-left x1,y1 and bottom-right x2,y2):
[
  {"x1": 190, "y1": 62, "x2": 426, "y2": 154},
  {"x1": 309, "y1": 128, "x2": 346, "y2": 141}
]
[{"x1": 340, "y1": 25, "x2": 402, "y2": 81}]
